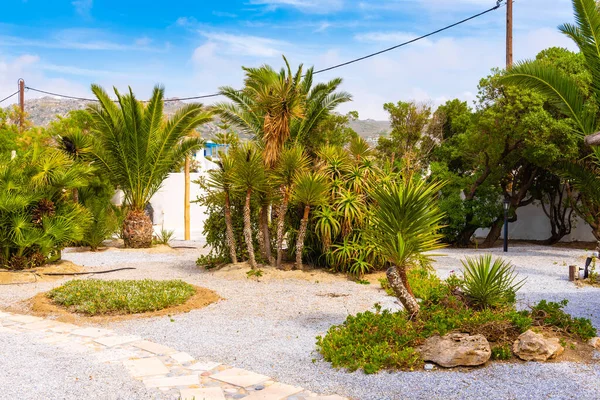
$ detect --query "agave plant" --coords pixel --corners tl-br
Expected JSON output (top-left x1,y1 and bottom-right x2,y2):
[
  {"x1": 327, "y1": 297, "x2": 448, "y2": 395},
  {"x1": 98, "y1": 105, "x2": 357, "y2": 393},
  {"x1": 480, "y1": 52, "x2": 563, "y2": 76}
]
[
  {"x1": 461, "y1": 255, "x2": 526, "y2": 309},
  {"x1": 0, "y1": 147, "x2": 93, "y2": 269},
  {"x1": 368, "y1": 179, "x2": 446, "y2": 316},
  {"x1": 87, "y1": 85, "x2": 212, "y2": 248}
]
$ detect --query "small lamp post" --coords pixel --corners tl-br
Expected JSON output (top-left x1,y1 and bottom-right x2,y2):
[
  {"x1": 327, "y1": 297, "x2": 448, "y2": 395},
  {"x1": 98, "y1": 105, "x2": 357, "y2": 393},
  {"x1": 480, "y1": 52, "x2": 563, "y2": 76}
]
[{"x1": 503, "y1": 198, "x2": 510, "y2": 252}]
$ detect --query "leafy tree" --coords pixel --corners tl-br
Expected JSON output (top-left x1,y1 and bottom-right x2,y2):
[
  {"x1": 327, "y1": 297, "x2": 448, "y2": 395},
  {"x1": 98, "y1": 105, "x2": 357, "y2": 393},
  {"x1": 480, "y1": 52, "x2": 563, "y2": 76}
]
[{"x1": 87, "y1": 85, "x2": 211, "y2": 248}]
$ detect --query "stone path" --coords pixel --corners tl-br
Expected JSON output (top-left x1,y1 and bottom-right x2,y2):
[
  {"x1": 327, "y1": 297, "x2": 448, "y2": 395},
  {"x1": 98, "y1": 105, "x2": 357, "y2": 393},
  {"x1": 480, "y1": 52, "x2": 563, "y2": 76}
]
[{"x1": 0, "y1": 311, "x2": 346, "y2": 400}]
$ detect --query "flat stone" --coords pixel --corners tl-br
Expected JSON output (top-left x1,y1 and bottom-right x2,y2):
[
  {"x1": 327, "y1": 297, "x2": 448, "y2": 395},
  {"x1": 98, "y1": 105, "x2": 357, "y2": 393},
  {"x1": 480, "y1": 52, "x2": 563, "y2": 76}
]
[
  {"x1": 211, "y1": 368, "x2": 270, "y2": 388},
  {"x1": 243, "y1": 382, "x2": 304, "y2": 400},
  {"x1": 94, "y1": 335, "x2": 141, "y2": 347},
  {"x1": 123, "y1": 357, "x2": 169, "y2": 378},
  {"x1": 8, "y1": 315, "x2": 43, "y2": 324},
  {"x1": 21, "y1": 320, "x2": 58, "y2": 331},
  {"x1": 130, "y1": 340, "x2": 177, "y2": 355},
  {"x1": 39, "y1": 333, "x2": 71, "y2": 344},
  {"x1": 170, "y1": 351, "x2": 195, "y2": 363},
  {"x1": 143, "y1": 374, "x2": 200, "y2": 388},
  {"x1": 71, "y1": 327, "x2": 113, "y2": 338},
  {"x1": 95, "y1": 348, "x2": 139, "y2": 363},
  {"x1": 0, "y1": 312, "x2": 13, "y2": 318},
  {"x1": 49, "y1": 322, "x2": 79, "y2": 333},
  {"x1": 189, "y1": 361, "x2": 221, "y2": 371},
  {"x1": 180, "y1": 387, "x2": 226, "y2": 400}
]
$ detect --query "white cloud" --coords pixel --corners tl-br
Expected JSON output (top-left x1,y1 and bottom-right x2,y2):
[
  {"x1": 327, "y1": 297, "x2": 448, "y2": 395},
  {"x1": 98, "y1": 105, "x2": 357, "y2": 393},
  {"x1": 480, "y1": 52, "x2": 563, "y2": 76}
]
[
  {"x1": 249, "y1": 0, "x2": 343, "y2": 13},
  {"x1": 199, "y1": 32, "x2": 288, "y2": 58}
]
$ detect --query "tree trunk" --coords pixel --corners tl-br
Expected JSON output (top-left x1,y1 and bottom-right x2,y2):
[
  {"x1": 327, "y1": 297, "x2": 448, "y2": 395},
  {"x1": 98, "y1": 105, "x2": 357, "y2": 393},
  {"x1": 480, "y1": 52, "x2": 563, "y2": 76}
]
[
  {"x1": 386, "y1": 265, "x2": 420, "y2": 317},
  {"x1": 259, "y1": 204, "x2": 273, "y2": 265},
  {"x1": 224, "y1": 192, "x2": 237, "y2": 263},
  {"x1": 123, "y1": 209, "x2": 153, "y2": 248},
  {"x1": 276, "y1": 188, "x2": 290, "y2": 270},
  {"x1": 295, "y1": 205, "x2": 310, "y2": 271},
  {"x1": 482, "y1": 219, "x2": 504, "y2": 247},
  {"x1": 456, "y1": 225, "x2": 479, "y2": 247},
  {"x1": 243, "y1": 189, "x2": 257, "y2": 269}
]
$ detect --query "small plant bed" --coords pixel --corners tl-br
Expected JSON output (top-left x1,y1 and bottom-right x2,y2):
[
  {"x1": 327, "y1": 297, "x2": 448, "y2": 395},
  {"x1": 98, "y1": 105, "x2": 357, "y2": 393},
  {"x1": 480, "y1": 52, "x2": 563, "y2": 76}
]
[
  {"x1": 317, "y1": 257, "x2": 598, "y2": 374},
  {"x1": 46, "y1": 279, "x2": 206, "y2": 316}
]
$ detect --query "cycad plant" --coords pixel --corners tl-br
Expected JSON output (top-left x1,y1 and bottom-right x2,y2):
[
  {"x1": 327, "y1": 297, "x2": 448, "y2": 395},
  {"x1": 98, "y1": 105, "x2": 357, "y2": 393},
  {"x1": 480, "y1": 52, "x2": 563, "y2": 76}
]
[
  {"x1": 368, "y1": 179, "x2": 446, "y2": 316},
  {"x1": 461, "y1": 255, "x2": 526, "y2": 309},
  {"x1": 272, "y1": 146, "x2": 310, "y2": 268},
  {"x1": 0, "y1": 147, "x2": 93, "y2": 269},
  {"x1": 231, "y1": 143, "x2": 267, "y2": 269},
  {"x1": 293, "y1": 171, "x2": 330, "y2": 270},
  {"x1": 87, "y1": 85, "x2": 212, "y2": 248}
]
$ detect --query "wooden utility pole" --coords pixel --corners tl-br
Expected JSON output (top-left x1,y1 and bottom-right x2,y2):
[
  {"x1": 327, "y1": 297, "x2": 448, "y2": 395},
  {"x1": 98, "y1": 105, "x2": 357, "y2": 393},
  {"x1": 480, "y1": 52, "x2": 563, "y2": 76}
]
[
  {"x1": 18, "y1": 79, "x2": 25, "y2": 132},
  {"x1": 506, "y1": 0, "x2": 513, "y2": 68},
  {"x1": 184, "y1": 156, "x2": 191, "y2": 241}
]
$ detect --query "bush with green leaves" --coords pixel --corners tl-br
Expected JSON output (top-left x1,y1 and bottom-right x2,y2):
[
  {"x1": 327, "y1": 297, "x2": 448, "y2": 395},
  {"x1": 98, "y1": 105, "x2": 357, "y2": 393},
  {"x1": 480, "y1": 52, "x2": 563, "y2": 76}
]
[
  {"x1": 461, "y1": 255, "x2": 525, "y2": 309},
  {"x1": 47, "y1": 279, "x2": 196, "y2": 315},
  {"x1": 153, "y1": 228, "x2": 175, "y2": 246},
  {"x1": 491, "y1": 344, "x2": 512, "y2": 360},
  {"x1": 0, "y1": 147, "x2": 93, "y2": 270},
  {"x1": 379, "y1": 268, "x2": 442, "y2": 301},
  {"x1": 530, "y1": 299, "x2": 597, "y2": 340}
]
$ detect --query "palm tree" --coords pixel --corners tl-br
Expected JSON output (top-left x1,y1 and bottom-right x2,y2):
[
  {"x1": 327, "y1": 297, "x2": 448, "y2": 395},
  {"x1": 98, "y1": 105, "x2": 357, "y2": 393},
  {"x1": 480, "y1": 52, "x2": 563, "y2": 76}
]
[
  {"x1": 293, "y1": 171, "x2": 330, "y2": 270},
  {"x1": 502, "y1": 0, "x2": 600, "y2": 239},
  {"x1": 368, "y1": 179, "x2": 446, "y2": 317},
  {"x1": 88, "y1": 85, "x2": 212, "y2": 248},
  {"x1": 231, "y1": 143, "x2": 267, "y2": 269},
  {"x1": 207, "y1": 153, "x2": 238, "y2": 263},
  {"x1": 272, "y1": 146, "x2": 310, "y2": 269}
]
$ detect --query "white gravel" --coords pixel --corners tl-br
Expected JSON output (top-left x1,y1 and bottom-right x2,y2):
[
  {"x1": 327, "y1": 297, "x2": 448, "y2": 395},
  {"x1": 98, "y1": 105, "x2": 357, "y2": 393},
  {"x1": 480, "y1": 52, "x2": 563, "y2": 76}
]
[{"x1": 1, "y1": 244, "x2": 599, "y2": 400}]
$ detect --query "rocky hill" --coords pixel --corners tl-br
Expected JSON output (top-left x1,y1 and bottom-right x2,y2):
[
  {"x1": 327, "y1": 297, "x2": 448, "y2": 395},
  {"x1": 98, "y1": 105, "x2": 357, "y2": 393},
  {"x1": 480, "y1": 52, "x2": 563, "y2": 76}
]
[{"x1": 16, "y1": 97, "x2": 390, "y2": 140}]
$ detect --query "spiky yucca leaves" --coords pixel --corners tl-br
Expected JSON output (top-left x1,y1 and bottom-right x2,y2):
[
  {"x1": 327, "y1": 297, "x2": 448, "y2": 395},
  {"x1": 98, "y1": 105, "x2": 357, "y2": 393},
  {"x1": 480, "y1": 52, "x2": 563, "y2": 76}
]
[
  {"x1": 207, "y1": 153, "x2": 238, "y2": 263},
  {"x1": 231, "y1": 143, "x2": 267, "y2": 269},
  {"x1": 0, "y1": 147, "x2": 93, "y2": 269},
  {"x1": 272, "y1": 146, "x2": 310, "y2": 269},
  {"x1": 293, "y1": 171, "x2": 330, "y2": 270},
  {"x1": 368, "y1": 179, "x2": 446, "y2": 316},
  {"x1": 88, "y1": 84, "x2": 212, "y2": 248},
  {"x1": 461, "y1": 255, "x2": 526, "y2": 309}
]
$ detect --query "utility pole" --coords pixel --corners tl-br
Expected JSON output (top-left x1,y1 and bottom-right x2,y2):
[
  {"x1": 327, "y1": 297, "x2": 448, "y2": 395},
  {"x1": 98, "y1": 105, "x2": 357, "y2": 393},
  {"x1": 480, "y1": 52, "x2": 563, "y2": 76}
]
[
  {"x1": 184, "y1": 156, "x2": 191, "y2": 241},
  {"x1": 18, "y1": 79, "x2": 25, "y2": 132},
  {"x1": 506, "y1": 0, "x2": 513, "y2": 68}
]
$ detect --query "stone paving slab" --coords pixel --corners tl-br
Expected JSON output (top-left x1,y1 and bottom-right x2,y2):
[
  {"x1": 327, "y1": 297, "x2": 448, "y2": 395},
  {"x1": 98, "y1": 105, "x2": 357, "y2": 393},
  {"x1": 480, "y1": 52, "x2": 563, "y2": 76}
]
[
  {"x1": 180, "y1": 387, "x2": 227, "y2": 400},
  {"x1": 0, "y1": 311, "x2": 348, "y2": 400},
  {"x1": 124, "y1": 357, "x2": 170, "y2": 378}
]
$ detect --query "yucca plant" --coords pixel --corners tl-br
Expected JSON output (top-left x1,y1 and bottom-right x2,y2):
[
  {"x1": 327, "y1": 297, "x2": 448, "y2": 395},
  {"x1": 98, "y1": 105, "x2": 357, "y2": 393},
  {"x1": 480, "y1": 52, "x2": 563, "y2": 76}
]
[
  {"x1": 368, "y1": 179, "x2": 446, "y2": 316},
  {"x1": 293, "y1": 171, "x2": 330, "y2": 270},
  {"x1": 461, "y1": 254, "x2": 526, "y2": 309},
  {"x1": 87, "y1": 85, "x2": 212, "y2": 248},
  {"x1": 0, "y1": 147, "x2": 93, "y2": 269}
]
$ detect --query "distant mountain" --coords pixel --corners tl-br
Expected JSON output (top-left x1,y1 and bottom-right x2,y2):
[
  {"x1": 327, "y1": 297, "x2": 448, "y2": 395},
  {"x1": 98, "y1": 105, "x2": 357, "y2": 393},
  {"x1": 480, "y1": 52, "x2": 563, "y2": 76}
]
[{"x1": 14, "y1": 97, "x2": 391, "y2": 140}]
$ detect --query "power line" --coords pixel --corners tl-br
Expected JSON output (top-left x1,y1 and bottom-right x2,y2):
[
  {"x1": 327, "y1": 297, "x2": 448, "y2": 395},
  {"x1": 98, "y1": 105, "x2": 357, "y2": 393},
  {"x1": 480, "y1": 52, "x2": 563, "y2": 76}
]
[
  {"x1": 22, "y1": 1, "x2": 505, "y2": 103},
  {"x1": 0, "y1": 90, "x2": 19, "y2": 104}
]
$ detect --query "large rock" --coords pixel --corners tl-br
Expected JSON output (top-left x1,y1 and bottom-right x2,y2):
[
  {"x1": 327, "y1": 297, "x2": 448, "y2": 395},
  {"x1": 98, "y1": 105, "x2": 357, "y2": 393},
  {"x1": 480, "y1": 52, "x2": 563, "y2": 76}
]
[
  {"x1": 512, "y1": 330, "x2": 564, "y2": 361},
  {"x1": 588, "y1": 337, "x2": 600, "y2": 350},
  {"x1": 420, "y1": 333, "x2": 491, "y2": 367}
]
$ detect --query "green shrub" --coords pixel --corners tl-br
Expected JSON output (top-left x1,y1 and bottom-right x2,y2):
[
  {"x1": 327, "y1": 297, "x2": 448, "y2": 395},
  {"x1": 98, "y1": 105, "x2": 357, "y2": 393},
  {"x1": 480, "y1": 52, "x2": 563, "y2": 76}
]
[
  {"x1": 196, "y1": 254, "x2": 229, "y2": 270},
  {"x1": 491, "y1": 344, "x2": 512, "y2": 360},
  {"x1": 461, "y1": 255, "x2": 525, "y2": 309},
  {"x1": 153, "y1": 228, "x2": 175, "y2": 245},
  {"x1": 530, "y1": 300, "x2": 597, "y2": 340},
  {"x1": 47, "y1": 279, "x2": 196, "y2": 315},
  {"x1": 379, "y1": 268, "x2": 442, "y2": 301}
]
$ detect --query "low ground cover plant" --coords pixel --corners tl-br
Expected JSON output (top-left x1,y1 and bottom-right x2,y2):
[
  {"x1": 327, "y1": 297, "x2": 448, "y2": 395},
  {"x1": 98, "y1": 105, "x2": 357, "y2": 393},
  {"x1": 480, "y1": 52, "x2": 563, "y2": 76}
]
[
  {"x1": 318, "y1": 255, "x2": 597, "y2": 374},
  {"x1": 47, "y1": 279, "x2": 196, "y2": 315}
]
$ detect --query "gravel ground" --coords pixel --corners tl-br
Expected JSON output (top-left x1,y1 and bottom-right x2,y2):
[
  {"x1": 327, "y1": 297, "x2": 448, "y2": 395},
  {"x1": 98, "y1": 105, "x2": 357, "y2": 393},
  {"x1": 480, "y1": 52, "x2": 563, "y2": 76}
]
[
  {"x1": 0, "y1": 331, "x2": 159, "y2": 400},
  {"x1": 1, "y1": 244, "x2": 599, "y2": 400}
]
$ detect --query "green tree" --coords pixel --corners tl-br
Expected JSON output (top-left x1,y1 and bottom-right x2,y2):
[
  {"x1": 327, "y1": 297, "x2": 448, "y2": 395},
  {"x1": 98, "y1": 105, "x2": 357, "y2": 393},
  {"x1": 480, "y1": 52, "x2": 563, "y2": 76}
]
[{"x1": 88, "y1": 85, "x2": 212, "y2": 248}]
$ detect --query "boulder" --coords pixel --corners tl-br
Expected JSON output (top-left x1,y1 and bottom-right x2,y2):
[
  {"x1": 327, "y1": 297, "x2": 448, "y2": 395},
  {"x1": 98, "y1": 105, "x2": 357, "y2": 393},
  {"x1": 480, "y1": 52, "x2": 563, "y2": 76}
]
[
  {"x1": 420, "y1": 333, "x2": 491, "y2": 367},
  {"x1": 512, "y1": 330, "x2": 564, "y2": 361},
  {"x1": 589, "y1": 337, "x2": 600, "y2": 350}
]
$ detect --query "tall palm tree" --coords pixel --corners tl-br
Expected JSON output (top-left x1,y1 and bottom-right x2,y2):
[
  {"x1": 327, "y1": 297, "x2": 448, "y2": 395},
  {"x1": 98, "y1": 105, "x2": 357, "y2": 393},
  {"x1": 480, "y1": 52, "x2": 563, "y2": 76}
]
[
  {"x1": 293, "y1": 171, "x2": 330, "y2": 270},
  {"x1": 368, "y1": 179, "x2": 446, "y2": 317},
  {"x1": 272, "y1": 146, "x2": 310, "y2": 269},
  {"x1": 207, "y1": 153, "x2": 238, "y2": 263},
  {"x1": 231, "y1": 142, "x2": 267, "y2": 269},
  {"x1": 502, "y1": 0, "x2": 600, "y2": 239},
  {"x1": 88, "y1": 85, "x2": 212, "y2": 248}
]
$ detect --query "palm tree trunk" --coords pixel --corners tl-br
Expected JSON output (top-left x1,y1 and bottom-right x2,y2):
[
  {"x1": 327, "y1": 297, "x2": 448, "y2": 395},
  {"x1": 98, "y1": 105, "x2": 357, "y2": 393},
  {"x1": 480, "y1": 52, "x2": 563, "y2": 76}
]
[
  {"x1": 224, "y1": 191, "x2": 237, "y2": 263},
  {"x1": 386, "y1": 265, "x2": 420, "y2": 317},
  {"x1": 295, "y1": 205, "x2": 310, "y2": 271},
  {"x1": 243, "y1": 189, "x2": 257, "y2": 269},
  {"x1": 259, "y1": 204, "x2": 274, "y2": 266},
  {"x1": 123, "y1": 209, "x2": 153, "y2": 248},
  {"x1": 276, "y1": 188, "x2": 290, "y2": 270}
]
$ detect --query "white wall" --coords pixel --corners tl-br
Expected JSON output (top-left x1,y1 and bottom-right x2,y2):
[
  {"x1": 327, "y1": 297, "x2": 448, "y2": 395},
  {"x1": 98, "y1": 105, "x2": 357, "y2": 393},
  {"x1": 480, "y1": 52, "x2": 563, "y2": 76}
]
[{"x1": 475, "y1": 202, "x2": 596, "y2": 242}]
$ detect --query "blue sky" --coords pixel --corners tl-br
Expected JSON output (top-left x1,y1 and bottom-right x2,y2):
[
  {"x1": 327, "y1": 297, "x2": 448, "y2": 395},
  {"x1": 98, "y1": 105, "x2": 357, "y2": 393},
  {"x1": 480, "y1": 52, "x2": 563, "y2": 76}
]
[{"x1": 1, "y1": 0, "x2": 576, "y2": 119}]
